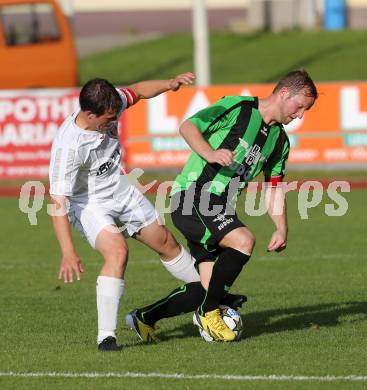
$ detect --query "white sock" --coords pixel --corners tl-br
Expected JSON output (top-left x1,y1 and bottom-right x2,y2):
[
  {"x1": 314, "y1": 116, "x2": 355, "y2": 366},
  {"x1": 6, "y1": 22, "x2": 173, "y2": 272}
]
[
  {"x1": 161, "y1": 245, "x2": 200, "y2": 283},
  {"x1": 96, "y1": 276, "x2": 124, "y2": 344}
]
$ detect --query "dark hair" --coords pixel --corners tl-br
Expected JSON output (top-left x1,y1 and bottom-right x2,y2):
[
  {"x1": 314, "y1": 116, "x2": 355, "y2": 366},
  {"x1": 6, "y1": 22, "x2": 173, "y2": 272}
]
[
  {"x1": 273, "y1": 70, "x2": 318, "y2": 99},
  {"x1": 79, "y1": 78, "x2": 122, "y2": 116}
]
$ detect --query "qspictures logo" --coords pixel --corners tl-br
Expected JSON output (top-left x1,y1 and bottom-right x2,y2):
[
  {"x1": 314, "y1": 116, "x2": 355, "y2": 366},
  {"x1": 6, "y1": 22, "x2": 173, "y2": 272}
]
[{"x1": 18, "y1": 168, "x2": 351, "y2": 227}]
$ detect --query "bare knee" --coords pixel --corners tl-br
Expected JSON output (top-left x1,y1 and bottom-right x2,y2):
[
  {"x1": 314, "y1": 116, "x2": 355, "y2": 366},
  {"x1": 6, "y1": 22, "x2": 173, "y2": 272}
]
[
  {"x1": 158, "y1": 228, "x2": 180, "y2": 260},
  {"x1": 221, "y1": 229, "x2": 256, "y2": 255},
  {"x1": 102, "y1": 245, "x2": 128, "y2": 277},
  {"x1": 236, "y1": 232, "x2": 256, "y2": 254}
]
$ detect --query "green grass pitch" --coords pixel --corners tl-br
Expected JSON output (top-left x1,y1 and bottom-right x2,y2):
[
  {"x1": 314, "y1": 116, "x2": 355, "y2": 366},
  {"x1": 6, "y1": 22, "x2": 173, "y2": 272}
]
[
  {"x1": 79, "y1": 30, "x2": 367, "y2": 86},
  {"x1": 0, "y1": 188, "x2": 366, "y2": 389}
]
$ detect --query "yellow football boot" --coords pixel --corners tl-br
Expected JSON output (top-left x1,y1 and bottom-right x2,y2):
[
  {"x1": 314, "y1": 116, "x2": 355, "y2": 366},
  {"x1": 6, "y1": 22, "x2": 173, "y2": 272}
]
[
  {"x1": 194, "y1": 308, "x2": 236, "y2": 342},
  {"x1": 125, "y1": 310, "x2": 160, "y2": 342}
]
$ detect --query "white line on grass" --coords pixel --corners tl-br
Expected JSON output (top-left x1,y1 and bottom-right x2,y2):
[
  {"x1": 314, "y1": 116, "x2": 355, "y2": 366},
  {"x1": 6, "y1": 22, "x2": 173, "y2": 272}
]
[{"x1": 0, "y1": 372, "x2": 366, "y2": 382}]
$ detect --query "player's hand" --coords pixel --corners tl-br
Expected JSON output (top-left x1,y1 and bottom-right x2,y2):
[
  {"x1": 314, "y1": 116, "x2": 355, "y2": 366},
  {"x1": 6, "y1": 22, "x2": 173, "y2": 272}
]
[
  {"x1": 205, "y1": 149, "x2": 234, "y2": 166},
  {"x1": 267, "y1": 230, "x2": 287, "y2": 252},
  {"x1": 58, "y1": 251, "x2": 84, "y2": 283},
  {"x1": 169, "y1": 72, "x2": 195, "y2": 91}
]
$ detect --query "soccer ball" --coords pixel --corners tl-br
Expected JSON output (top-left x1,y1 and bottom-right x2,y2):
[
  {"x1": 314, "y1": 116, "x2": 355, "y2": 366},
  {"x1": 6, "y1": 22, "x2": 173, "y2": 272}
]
[{"x1": 193, "y1": 305, "x2": 243, "y2": 342}]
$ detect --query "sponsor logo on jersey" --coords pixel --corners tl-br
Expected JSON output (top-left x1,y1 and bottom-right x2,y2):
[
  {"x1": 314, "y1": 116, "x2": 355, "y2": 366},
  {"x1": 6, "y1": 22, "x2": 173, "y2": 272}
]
[
  {"x1": 96, "y1": 147, "x2": 121, "y2": 176},
  {"x1": 229, "y1": 138, "x2": 267, "y2": 180}
]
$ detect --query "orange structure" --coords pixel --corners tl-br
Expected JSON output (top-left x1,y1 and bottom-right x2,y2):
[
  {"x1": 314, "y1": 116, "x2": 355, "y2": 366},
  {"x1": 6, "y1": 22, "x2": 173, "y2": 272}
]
[{"x1": 0, "y1": 0, "x2": 77, "y2": 89}]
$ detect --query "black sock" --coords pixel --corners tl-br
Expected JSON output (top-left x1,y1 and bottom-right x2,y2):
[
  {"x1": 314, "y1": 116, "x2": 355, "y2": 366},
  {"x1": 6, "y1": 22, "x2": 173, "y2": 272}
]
[
  {"x1": 221, "y1": 292, "x2": 247, "y2": 309},
  {"x1": 200, "y1": 248, "x2": 250, "y2": 314},
  {"x1": 137, "y1": 282, "x2": 205, "y2": 326}
]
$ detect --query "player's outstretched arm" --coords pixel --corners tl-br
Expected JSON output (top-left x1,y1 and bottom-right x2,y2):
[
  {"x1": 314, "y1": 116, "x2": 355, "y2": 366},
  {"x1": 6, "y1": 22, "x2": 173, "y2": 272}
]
[
  {"x1": 265, "y1": 185, "x2": 288, "y2": 252},
  {"x1": 49, "y1": 195, "x2": 84, "y2": 283},
  {"x1": 128, "y1": 72, "x2": 195, "y2": 101}
]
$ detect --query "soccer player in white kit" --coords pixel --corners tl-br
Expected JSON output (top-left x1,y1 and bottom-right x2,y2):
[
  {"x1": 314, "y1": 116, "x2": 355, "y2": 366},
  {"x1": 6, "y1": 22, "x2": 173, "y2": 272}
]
[{"x1": 49, "y1": 74, "x2": 200, "y2": 351}]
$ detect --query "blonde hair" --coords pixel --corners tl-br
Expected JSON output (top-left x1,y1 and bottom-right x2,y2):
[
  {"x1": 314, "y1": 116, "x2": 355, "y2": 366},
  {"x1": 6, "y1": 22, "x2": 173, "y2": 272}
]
[{"x1": 273, "y1": 70, "x2": 318, "y2": 99}]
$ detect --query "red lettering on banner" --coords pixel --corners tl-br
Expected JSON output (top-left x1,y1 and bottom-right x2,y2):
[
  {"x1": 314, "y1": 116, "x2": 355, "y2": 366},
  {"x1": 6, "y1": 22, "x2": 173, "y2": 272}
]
[
  {"x1": 0, "y1": 89, "x2": 79, "y2": 178},
  {"x1": 0, "y1": 123, "x2": 58, "y2": 146}
]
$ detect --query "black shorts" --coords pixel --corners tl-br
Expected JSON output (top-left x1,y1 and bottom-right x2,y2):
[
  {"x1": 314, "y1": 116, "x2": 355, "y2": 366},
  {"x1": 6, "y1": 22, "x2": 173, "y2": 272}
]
[{"x1": 171, "y1": 190, "x2": 245, "y2": 264}]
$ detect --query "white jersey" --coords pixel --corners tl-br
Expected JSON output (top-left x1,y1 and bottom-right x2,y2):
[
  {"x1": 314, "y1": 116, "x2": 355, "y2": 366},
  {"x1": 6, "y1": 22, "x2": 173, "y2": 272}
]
[{"x1": 49, "y1": 88, "x2": 136, "y2": 204}]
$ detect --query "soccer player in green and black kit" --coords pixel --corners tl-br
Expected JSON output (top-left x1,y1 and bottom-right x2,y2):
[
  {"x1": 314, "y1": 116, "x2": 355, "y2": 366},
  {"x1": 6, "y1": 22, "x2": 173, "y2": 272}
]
[{"x1": 126, "y1": 70, "x2": 318, "y2": 342}]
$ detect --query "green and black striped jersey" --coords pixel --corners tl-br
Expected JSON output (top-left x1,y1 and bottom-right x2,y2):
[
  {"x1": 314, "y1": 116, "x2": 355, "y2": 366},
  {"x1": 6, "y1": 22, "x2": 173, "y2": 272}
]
[{"x1": 171, "y1": 96, "x2": 290, "y2": 198}]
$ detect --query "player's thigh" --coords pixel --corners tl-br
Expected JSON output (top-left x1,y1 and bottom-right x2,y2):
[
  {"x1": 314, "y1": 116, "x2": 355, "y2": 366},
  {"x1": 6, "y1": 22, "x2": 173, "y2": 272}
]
[
  {"x1": 171, "y1": 196, "x2": 207, "y2": 245},
  {"x1": 174, "y1": 194, "x2": 245, "y2": 252},
  {"x1": 116, "y1": 187, "x2": 160, "y2": 238},
  {"x1": 68, "y1": 203, "x2": 116, "y2": 249},
  {"x1": 134, "y1": 219, "x2": 178, "y2": 254},
  {"x1": 172, "y1": 192, "x2": 224, "y2": 264},
  {"x1": 219, "y1": 226, "x2": 256, "y2": 254}
]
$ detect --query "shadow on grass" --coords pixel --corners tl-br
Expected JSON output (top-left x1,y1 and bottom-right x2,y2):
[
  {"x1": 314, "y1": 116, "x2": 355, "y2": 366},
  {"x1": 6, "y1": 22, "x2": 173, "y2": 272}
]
[{"x1": 159, "y1": 301, "x2": 367, "y2": 341}]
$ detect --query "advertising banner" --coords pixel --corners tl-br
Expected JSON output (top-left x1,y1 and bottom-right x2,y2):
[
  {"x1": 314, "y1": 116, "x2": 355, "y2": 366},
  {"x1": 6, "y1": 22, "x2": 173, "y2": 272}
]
[
  {"x1": 1, "y1": 82, "x2": 367, "y2": 178},
  {"x1": 0, "y1": 89, "x2": 79, "y2": 179},
  {"x1": 125, "y1": 82, "x2": 367, "y2": 169}
]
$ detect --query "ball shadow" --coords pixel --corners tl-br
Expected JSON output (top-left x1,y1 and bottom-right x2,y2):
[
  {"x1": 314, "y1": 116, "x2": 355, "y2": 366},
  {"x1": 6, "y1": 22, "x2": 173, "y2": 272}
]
[{"x1": 160, "y1": 301, "x2": 367, "y2": 341}]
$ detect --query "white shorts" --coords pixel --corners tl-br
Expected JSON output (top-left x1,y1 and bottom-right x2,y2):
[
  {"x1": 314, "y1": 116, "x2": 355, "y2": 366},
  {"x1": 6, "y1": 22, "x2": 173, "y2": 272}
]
[{"x1": 68, "y1": 186, "x2": 160, "y2": 248}]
